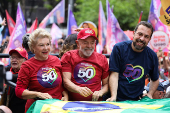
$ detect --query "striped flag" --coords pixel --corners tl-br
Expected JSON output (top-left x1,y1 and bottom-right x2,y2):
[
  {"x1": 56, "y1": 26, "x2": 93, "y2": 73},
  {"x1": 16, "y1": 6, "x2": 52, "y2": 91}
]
[
  {"x1": 97, "y1": 1, "x2": 107, "y2": 54},
  {"x1": 106, "y1": 0, "x2": 130, "y2": 54}
]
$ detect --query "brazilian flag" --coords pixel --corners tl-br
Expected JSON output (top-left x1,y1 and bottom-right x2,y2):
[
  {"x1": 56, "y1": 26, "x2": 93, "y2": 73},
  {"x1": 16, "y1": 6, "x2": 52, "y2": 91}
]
[{"x1": 27, "y1": 97, "x2": 170, "y2": 113}]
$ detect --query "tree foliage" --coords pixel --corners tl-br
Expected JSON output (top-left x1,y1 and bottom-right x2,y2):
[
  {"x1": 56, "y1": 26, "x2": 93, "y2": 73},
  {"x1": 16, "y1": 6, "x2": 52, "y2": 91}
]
[{"x1": 74, "y1": 0, "x2": 151, "y2": 30}]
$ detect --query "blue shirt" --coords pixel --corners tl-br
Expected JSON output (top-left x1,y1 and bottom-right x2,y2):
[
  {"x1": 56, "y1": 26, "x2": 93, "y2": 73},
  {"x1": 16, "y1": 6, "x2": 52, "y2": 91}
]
[
  {"x1": 28, "y1": 51, "x2": 35, "y2": 59},
  {"x1": 109, "y1": 40, "x2": 159, "y2": 101}
]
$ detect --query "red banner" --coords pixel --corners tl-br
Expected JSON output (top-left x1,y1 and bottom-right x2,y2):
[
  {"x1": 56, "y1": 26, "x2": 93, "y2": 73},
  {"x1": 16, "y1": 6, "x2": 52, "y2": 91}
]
[{"x1": 5, "y1": 10, "x2": 16, "y2": 35}]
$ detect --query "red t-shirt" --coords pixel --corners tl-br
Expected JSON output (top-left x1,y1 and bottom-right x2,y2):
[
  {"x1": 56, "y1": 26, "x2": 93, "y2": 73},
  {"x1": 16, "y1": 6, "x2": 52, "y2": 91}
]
[
  {"x1": 61, "y1": 50, "x2": 109, "y2": 101},
  {"x1": 15, "y1": 55, "x2": 63, "y2": 112}
]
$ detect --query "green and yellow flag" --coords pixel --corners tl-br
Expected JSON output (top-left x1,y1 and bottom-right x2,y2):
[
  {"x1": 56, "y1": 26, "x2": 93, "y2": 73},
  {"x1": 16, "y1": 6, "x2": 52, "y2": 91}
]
[{"x1": 27, "y1": 97, "x2": 170, "y2": 113}]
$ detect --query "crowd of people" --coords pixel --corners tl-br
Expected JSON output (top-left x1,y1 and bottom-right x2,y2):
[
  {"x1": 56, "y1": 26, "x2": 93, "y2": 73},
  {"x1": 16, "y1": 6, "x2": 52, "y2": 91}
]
[{"x1": 0, "y1": 19, "x2": 169, "y2": 113}]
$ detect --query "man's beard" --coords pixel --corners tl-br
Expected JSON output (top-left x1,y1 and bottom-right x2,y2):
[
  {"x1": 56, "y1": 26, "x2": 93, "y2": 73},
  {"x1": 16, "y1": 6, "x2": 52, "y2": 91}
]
[
  {"x1": 133, "y1": 39, "x2": 147, "y2": 50},
  {"x1": 79, "y1": 46, "x2": 94, "y2": 57}
]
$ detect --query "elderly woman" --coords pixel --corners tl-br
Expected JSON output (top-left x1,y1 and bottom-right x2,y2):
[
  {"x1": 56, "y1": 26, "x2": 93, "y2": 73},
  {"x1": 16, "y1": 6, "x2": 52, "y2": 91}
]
[{"x1": 15, "y1": 28, "x2": 68, "y2": 112}]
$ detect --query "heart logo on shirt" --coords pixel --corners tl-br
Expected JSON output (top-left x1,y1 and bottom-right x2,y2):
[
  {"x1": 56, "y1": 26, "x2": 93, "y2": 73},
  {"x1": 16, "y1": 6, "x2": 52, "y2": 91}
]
[
  {"x1": 77, "y1": 66, "x2": 96, "y2": 82},
  {"x1": 38, "y1": 66, "x2": 60, "y2": 88},
  {"x1": 123, "y1": 65, "x2": 144, "y2": 83}
]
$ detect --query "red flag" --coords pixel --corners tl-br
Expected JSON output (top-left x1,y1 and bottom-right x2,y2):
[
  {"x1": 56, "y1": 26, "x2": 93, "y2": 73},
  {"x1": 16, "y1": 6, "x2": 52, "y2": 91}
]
[
  {"x1": 5, "y1": 10, "x2": 16, "y2": 35},
  {"x1": 27, "y1": 18, "x2": 38, "y2": 33},
  {"x1": 138, "y1": 11, "x2": 143, "y2": 23}
]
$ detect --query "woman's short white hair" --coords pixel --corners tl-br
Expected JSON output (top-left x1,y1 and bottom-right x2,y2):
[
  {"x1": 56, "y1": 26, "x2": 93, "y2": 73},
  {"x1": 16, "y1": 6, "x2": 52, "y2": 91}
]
[{"x1": 28, "y1": 28, "x2": 52, "y2": 53}]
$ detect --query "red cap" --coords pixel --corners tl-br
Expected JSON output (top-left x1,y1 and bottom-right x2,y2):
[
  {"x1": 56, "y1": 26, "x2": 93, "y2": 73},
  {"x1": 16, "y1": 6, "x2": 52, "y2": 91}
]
[
  {"x1": 9, "y1": 48, "x2": 28, "y2": 60},
  {"x1": 77, "y1": 28, "x2": 98, "y2": 40}
]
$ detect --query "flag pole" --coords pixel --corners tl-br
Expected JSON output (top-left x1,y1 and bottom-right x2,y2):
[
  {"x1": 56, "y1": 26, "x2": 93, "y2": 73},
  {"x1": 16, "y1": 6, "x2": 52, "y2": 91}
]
[{"x1": 138, "y1": 11, "x2": 143, "y2": 23}]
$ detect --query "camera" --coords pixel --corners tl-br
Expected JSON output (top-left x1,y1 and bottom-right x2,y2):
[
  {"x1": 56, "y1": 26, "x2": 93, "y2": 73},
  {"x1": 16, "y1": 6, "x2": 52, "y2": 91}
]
[
  {"x1": 0, "y1": 41, "x2": 8, "y2": 53},
  {"x1": 0, "y1": 61, "x2": 12, "y2": 95}
]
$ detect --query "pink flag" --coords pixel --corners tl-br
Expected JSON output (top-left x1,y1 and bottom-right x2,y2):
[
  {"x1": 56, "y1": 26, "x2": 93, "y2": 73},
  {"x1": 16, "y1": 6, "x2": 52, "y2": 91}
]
[
  {"x1": 106, "y1": 0, "x2": 130, "y2": 54},
  {"x1": 50, "y1": 23, "x2": 62, "y2": 48},
  {"x1": 27, "y1": 18, "x2": 38, "y2": 33},
  {"x1": 97, "y1": 1, "x2": 107, "y2": 53},
  {"x1": 39, "y1": 0, "x2": 65, "y2": 28}
]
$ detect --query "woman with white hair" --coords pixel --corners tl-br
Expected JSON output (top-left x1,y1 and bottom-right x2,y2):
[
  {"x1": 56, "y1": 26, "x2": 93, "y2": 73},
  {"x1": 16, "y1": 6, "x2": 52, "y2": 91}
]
[{"x1": 15, "y1": 28, "x2": 68, "y2": 112}]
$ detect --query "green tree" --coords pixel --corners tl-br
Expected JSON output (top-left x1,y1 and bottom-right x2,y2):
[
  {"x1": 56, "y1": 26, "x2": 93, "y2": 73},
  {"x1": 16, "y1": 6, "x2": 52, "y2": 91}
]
[{"x1": 74, "y1": 0, "x2": 151, "y2": 31}]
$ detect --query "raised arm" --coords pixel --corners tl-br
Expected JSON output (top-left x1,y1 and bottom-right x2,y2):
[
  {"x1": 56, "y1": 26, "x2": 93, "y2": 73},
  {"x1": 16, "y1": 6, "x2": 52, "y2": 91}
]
[
  {"x1": 1, "y1": 18, "x2": 6, "y2": 26},
  {"x1": 106, "y1": 71, "x2": 119, "y2": 101}
]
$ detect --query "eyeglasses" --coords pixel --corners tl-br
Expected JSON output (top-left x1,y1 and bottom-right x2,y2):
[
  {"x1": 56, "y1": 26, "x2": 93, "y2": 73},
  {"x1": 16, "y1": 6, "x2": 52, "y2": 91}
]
[{"x1": 9, "y1": 56, "x2": 23, "y2": 60}]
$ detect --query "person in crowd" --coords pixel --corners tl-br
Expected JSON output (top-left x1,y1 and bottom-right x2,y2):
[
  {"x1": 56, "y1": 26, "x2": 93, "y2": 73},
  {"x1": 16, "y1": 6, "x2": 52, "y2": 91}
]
[
  {"x1": 3, "y1": 47, "x2": 28, "y2": 113},
  {"x1": 82, "y1": 22, "x2": 90, "y2": 28},
  {"x1": 0, "y1": 18, "x2": 7, "y2": 52},
  {"x1": 107, "y1": 21, "x2": 159, "y2": 101},
  {"x1": 0, "y1": 18, "x2": 6, "y2": 27},
  {"x1": 14, "y1": 39, "x2": 22, "y2": 48},
  {"x1": 22, "y1": 33, "x2": 35, "y2": 59},
  {"x1": 59, "y1": 33, "x2": 77, "y2": 58},
  {"x1": 15, "y1": 28, "x2": 68, "y2": 112},
  {"x1": 144, "y1": 82, "x2": 165, "y2": 99},
  {"x1": 61, "y1": 28, "x2": 109, "y2": 101},
  {"x1": 0, "y1": 18, "x2": 6, "y2": 44},
  {"x1": 57, "y1": 39, "x2": 64, "y2": 52}
]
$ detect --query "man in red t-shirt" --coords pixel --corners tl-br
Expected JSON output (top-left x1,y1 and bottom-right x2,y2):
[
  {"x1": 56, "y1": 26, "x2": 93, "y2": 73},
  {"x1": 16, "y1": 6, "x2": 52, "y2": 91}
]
[
  {"x1": 61, "y1": 28, "x2": 109, "y2": 101},
  {"x1": 4, "y1": 48, "x2": 28, "y2": 113}
]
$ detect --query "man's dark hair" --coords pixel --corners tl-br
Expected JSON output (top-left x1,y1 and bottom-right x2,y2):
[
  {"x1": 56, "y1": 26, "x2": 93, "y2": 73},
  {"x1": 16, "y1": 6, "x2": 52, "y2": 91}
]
[
  {"x1": 22, "y1": 33, "x2": 30, "y2": 50},
  {"x1": 134, "y1": 21, "x2": 154, "y2": 38}
]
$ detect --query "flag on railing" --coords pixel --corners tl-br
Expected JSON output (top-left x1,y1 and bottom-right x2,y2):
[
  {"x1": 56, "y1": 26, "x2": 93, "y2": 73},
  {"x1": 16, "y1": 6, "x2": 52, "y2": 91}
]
[
  {"x1": 27, "y1": 97, "x2": 170, "y2": 113},
  {"x1": 67, "y1": 4, "x2": 77, "y2": 36},
  {"x1": 5, "y1": 10, "x2": 16, "y2": 35},
  {"x1": 97, "y1": 1, "x2": 107, "y2": 54},
  {"x1": 39, "y1": 0, "x2": 65, "y2": 28},
  {"x1": 106, "y1": 0, "x2": 130, "y2": 54},
  {"x1": 27, "y1": 18, "x2": 38, "y2": 33},
  {"x1": 50, "y1": 23, "x2": 62, "y2": 48}
]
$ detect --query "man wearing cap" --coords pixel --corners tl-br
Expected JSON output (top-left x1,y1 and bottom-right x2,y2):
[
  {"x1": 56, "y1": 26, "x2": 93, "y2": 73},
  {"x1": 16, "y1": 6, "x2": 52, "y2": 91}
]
[
  {"x1": 4, "y1": 47, "x2": 28, "y2": 113},
  {"x1": 61, "y1": 28, "x2": 109, "y2": 101},
  {"x1": 144, "y1": 82, "x2": 165, "y2": 99}
]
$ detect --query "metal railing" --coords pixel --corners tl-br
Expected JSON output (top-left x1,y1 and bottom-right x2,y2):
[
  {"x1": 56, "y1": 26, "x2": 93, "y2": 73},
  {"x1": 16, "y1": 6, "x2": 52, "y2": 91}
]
[{"x1": 0, "y1": 53, "x2": 110, "y2": 58}]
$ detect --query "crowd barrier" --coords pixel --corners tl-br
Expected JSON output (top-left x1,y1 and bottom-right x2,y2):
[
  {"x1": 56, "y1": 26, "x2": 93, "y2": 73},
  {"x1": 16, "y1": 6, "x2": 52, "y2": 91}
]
[{"x1": 0, "y1": 53, "x2": 110, "y2": 58}]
